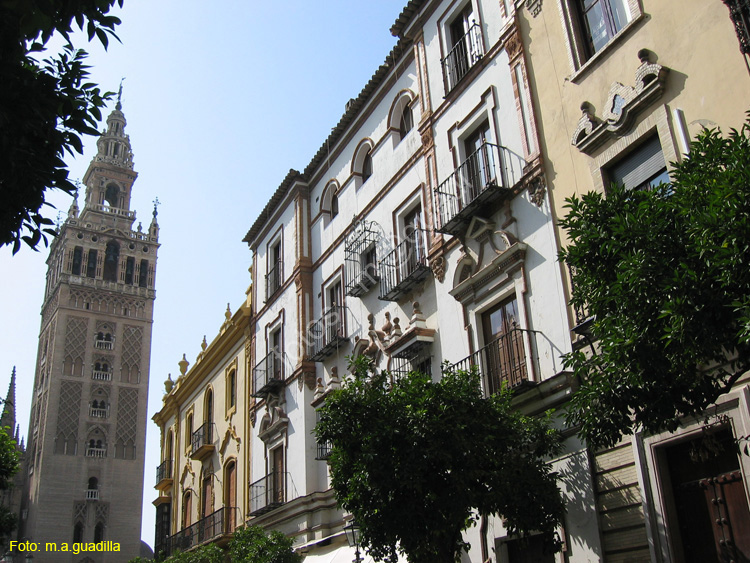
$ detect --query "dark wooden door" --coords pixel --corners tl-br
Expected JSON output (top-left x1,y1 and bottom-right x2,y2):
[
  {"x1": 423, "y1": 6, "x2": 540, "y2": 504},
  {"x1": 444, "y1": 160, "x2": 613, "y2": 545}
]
[{"x1": 665, "y1": 430, "x2": 750, "y2": 562}]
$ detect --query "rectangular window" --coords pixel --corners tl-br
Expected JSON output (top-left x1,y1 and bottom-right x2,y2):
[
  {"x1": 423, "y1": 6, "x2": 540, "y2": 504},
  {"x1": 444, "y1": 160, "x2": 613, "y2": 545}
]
[
  {"x1": 481, "y1": 297, "x2": 528, "y2": 393},
  {"x1": 266, "y1": 239, "x2": 282, "y2": 299},
  {"x1": 574, "y1": 0, "x2": 631, "y2": 59},
  {"x1": 607, "y1": 135, "x2": 670, "y2": 192},
  {"x1": 72, "y1": 246, "x2": 83, "y2": 276}
]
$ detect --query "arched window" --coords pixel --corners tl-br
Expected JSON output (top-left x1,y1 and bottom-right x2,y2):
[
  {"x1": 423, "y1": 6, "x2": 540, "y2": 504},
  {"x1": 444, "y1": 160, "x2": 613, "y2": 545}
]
[
  {"x1": 88, "y1": 477, "x2": 98, "y2": 490},
  {"x1": 182, "y1": 491, "x2": 192, "y2": 528},
  {"x1": 330, "y1": 193, "x2": 339, "y2": 218},
  {"x1": 186, "y1": 413, "x2": 193, "y2": 450},
  {"x1": 104, "y1": 184, "x2": 119, "y2": 207},
  {"x1": 361, "y1": 149, "x2": 373, "y2": 182},
  {"x1": 225, "y1": 461, "x2": 237, "y2": 530},
  {"x1": 94, "y1": 522, "x2": 104, "y2": 543},
  {"x1": 103, "y1": 241, "x2": 119, "y2": 282},
  {"x1": 72, "y1": 246, "x2": 83, "y2": 275},
  {"x1": 205, "y1": 389, "x2": 213, "y2": 425},
  {"x1": 399, "y1": 104, "x2": 413, "y2": 138},
  {"x1": 165, "y1": 430, "x2": 174, "y2": 462},
  {"x1": 73, "y1": 522, "x2": 84, "y2": 543}
]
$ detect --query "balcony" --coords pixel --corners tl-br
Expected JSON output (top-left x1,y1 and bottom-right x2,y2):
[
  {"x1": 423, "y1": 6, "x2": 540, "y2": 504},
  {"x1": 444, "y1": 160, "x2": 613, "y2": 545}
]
[
  {"x1": 442, "y1": 22, "x2": 484, "y2": 93},
  {"x1": 89, "y1": 406, "x2": 109, "y2": 418},
  {"x1": 91, "y1": 370, "x2": 112, "y2": 381},
  {"x1": 249, "y1": 471, "x2": 290, "y2": 516},
  {"x1": 345, "y1": 220, "x2": 380, "y2": 297},
  {"x1": 85, "y1": 489, "x2": 99, "y2": 501},
  {"x1": 315, "y1": 440, "x2": 332, "y2": 461},
  {"x1": 155, "y1": 460, "x2": 173, "y2": 490},
  {"x1": 444, "y1": 327, "x2": 535, "y2": 396},
  {"x1": 94, "y1": 339, "x2": 113, "y2": 350},
  {"x1": 167, "y1": 507, "x2": 228, "y2": 556},
  {"x1": 379, "y1": 234, "x2": 430, "y2": 302},
  {"x1": 86, "y1": 447, "x2": 107, "y2": 458},
  {"x1": 252, "y1": 351, "x2": 284, "y2": 398},
  {"x1": 434, "y1": 142, "x2": 512, "y2": 236},
  {"x1": 307, "y1": 305, "x2": 349, "y2": 361},
  {"x1": 266, "y1": 259, "x2": 283, "y2": 300},
  {"x1": 190, "y1": 422, "x2": 215, "y2": 461}
]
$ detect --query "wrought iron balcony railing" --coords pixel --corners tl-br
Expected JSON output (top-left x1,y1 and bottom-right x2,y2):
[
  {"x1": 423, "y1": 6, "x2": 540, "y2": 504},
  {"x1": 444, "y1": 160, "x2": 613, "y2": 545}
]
[
  {"x1": 307, "y1": 305, "x2": 349, "y2": 361},
  {"x1": 156, "y1": 460, "x2": 173, "y2": 487},
  {"x1": 316, "y1": 439, "x2": 332, "y2": 461},
  {"x1": 379, "y1": 232, "x2": 430, "y2": 301},
  {"x1": 442, "y1": 22, "x2": 484, "y2": 93},
  {"x1": 252, "y1": 351, "x2": 284, "y2": 398},
  {"x1": 249, "y1": 471, "x2": 290, "y2": 516},
  {"x1": 444, "y1": 327, "x2": 534, "y2": 395},
  {"x1": 190, "y1": 422, "x2": 215, "y2": 459},
  {"x1": 266, "y1": 259, "x2": 283, "y2": 300},
  {"x1": 168, "y1": 507, "x2": 227, "y2": 555},
  {"x1": 434, "y1": 142, "x2": 512, "y2": 236}
]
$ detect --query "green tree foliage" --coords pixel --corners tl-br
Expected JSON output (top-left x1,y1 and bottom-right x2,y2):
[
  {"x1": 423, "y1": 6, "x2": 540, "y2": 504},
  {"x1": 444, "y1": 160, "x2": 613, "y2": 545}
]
[
  {"x1": 0, "y1": 427, "x2": 21, "y2": 546},
  {"x1": 0, "y1": 0, "x2": 123, "y2": 253},
  {"x1": 560, "y1": 120, "x2": 750, "y2": 448},
  {"x1": 128, "y1": 525, "x2": 300, "y2": 563},
  {"x1": 315, "y1": 357, "x2": 564, "y2": 563},
  {"x1": 229, "y1": 525, "x2": 301, "y2": 563}
]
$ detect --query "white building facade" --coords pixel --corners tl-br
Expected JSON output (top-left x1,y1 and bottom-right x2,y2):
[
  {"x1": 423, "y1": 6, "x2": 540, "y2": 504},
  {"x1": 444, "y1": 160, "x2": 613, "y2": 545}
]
[{"x1": 240, "y1": 1, "x2": 600, "y2": 561}]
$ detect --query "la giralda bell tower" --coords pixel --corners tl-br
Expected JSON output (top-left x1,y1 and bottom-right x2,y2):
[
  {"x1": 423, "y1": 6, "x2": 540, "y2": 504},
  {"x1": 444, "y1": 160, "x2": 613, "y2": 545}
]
[{"x1": 20, "y1": 96, "x2": 159, "y2": 561}]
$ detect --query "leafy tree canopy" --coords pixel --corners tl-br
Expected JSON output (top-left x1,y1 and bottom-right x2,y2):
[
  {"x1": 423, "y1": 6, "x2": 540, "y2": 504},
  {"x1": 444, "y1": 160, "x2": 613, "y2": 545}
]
[
  {"x1": 560, "y1": 119, "x2": 750, "y2": 448},
  {"x1": 0, "y1": 0, "x2": 123, "y2": 253},
  {"x1": 315, "y1": 357, "x2": 564, "y2": 563},
  {"x1": 228, "y1": 525, "x2": 301, "y2": 563}
]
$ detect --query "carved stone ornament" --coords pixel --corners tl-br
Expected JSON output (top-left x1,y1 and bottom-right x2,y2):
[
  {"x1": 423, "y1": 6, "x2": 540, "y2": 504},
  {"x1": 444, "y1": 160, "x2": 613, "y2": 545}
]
[
  {"x1": 430, "y1": 254, "x2": 446, "y2": 283},
  {"x1": 503, "y1": 29, "x2": 523, "y2": 60},
  {"x1": 571, "y1": 50, "x2": 669, "y2": 154},
  {"x1": 420, "y1": 125, "x2": 434, "y2": 149},
  {"x1": 527, "y1": 176, "x2": 546, "y2": 207},
  {"x1": 526, "y1": 0, "x2": 543, "y2": 17}
]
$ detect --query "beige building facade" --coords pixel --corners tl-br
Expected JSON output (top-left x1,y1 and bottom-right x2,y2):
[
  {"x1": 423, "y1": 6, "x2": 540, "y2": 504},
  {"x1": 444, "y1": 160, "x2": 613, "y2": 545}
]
[
  {"x1": 20, "y1": 100, "x2": 159, "y2": 562},
  {"x1": 152, "y1": 296, "x2": 252, "y2": 558},
  {"x1": 517, "y1": 0, "x2": 750, "y2": 561}
]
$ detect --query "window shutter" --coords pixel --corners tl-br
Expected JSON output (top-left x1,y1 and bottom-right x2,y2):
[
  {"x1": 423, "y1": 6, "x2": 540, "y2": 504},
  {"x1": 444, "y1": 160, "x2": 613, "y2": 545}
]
[{"x1": 609, "y1": 136, "x2": 666, "y2": 190}]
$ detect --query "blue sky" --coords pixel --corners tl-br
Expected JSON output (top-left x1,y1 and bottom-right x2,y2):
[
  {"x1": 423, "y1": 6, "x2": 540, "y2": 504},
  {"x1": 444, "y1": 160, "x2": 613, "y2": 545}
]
[{"x1": 0, "y1": 0, "x2": 408, "y2": 547}]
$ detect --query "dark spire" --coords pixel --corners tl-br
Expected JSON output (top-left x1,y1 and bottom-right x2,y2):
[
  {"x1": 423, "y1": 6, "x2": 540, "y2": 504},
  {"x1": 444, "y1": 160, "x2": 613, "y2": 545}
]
[{"x1": 1, "y1": 368, "x2": 17, "y2": 433}]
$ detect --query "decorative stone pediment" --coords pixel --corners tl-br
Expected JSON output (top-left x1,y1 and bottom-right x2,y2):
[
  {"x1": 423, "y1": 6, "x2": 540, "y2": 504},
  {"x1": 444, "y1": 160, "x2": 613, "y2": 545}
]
[
  {"x1": 384, "y1": 302, "x2": 435, "y2": 358},
  {"x1": 258, "y1": 397, "x2": 288, "y2": 444},
  {"x1": 572, "y1": 50, "x2": 669, "y2": 154},
  {"x1": 450, "y1": 242, "x2": 526, "y2": 305},
  {"x1": 219, "y1": 425, "x2": 241, "y2": 462}
]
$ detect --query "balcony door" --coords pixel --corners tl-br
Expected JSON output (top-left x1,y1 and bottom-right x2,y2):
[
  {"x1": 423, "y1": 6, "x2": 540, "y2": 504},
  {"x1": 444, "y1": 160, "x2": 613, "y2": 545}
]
[
  {"x1": 463, "y1": 121, "x2": 493, "y2": 201},
  {"x1": 481, "y1": 297, "x2": 527, "y2": 393},
  {"x1": 326, "y1": 280, "x2": 344, "y2": 341},
  {"x1": 402, "y1": 205, "x2": 425, "y2": 278}
]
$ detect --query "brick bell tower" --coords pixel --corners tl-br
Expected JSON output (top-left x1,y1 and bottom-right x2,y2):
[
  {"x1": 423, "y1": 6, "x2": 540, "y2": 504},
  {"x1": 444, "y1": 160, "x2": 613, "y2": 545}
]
[{"x1": 20, "y1": 91, "x2": 159, "y2": 561}]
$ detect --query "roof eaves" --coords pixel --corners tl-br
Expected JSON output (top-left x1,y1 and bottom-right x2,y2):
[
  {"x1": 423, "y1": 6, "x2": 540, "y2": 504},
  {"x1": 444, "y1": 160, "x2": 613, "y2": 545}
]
[
  {"x1": 390, "y1": 0, "x2": 428, "y2": 38},
  {"x1": 242, "y1": 169, "x2": 304, "y2": 245}
]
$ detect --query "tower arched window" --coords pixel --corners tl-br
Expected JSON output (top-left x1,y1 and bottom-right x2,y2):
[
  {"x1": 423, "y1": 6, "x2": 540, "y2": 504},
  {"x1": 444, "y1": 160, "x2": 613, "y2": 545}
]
[
  {"x1": 103, "y1": 241, "x2": 119, "y2": 282},
  {"x1": 88, "y1": 477, "x2": 98, "y2": 490},
  {"x1": 104, "y1": 184, "x2": 119, "y2": 207},
  {"x1": 94, "y1": 522, "x2": 104, "y2": 542},
  {"x1": 72, "y1": 246, "x2": 83, "y2": 275},
  {"x1": 73, "y1": 522, "x2": 83, "y2": 543}
]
